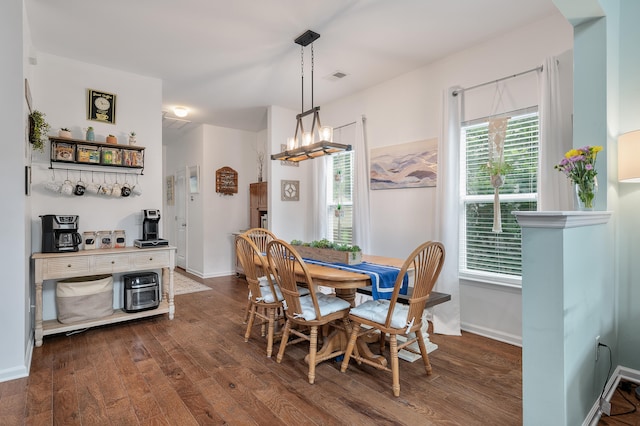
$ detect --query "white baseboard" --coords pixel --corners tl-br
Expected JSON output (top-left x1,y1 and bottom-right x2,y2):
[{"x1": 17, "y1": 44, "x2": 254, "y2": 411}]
[
  {"x1": 0, "y1": 332, "x2": 33, "y2": 383},
  {"x1": 584, "y1": 365, "x2": 640, "y2": 426},
  {"x1": 460, "y1": 321, "x2": 522, "y2": 347}
]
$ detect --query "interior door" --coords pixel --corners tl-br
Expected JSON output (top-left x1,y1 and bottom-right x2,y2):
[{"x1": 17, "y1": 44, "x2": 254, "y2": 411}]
[{"x1": 175, "y1": 169, "x2": 187, "y2": 269}]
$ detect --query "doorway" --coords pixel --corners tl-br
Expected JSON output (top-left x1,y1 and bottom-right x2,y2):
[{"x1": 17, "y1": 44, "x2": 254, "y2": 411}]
[{"x1": 175, "y1": 169, "x2": 187, "y2": 269}]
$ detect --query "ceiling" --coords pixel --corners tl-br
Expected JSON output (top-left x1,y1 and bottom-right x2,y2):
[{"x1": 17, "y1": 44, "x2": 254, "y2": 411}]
[{"x1": 25, "y1": 0, "x2": 560, "y2": 133}]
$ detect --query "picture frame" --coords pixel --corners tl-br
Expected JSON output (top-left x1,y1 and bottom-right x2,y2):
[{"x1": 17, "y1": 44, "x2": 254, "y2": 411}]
[
  {"x1": 215, "y1": 166, "x2": 238, "y2": 195},
  {"x1": 281, "y1": 180, "x2": 300, "y2": 201},
  {"x1": 87, "y1": 89, "x2": 117, "y2": 124},
  {"x1": 189, "y1": 165, "x2": 200, "y2": 194},
  {"x1": 166, "y1": 175, "x2": 175, "y2": 206}
]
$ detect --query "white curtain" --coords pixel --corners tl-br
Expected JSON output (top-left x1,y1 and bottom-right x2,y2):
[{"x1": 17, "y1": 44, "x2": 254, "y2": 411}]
[
  {"x1": 352, "y1": 115, "x2": 371, "y2": 253},
  {"x1": 538, "y1": 56, "x2": 572, "y2": 211},
  {"x1": 311, "y1": 157, "x2": 328, "y2": 241},
  {"x1": 432, "y1": 87, "x2": 462, "y2": 336}
]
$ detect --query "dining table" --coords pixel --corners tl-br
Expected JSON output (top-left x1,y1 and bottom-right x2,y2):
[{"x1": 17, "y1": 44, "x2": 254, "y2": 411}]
[{"x1": 272, "y1": 254, "x2": 451, "y2": 367}]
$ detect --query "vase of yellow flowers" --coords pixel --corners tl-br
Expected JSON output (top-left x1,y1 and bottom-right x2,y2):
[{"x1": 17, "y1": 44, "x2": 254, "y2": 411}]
[{"x1": 555, "y1": 145, "x2": 603, "y2": 210}]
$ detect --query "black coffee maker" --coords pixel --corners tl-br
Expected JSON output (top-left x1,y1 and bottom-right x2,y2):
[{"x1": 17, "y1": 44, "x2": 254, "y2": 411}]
[
  {"x1": 41, "y1": 215, "x2": 82, "y2": 253},
  {"x1": 134, "y1": 209, "x2": 169, "y2": 248}
]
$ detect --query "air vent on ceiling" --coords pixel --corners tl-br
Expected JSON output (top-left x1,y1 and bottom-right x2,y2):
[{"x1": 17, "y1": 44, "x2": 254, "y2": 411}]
[{"x1": 325, "y1": 70, "x2": 348, "y2": 82}]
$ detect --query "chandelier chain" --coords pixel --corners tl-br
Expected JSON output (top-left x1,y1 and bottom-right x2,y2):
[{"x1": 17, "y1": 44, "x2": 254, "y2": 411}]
[{"x1": 300, "y1": 45, "x2": 304, "y2": 113}]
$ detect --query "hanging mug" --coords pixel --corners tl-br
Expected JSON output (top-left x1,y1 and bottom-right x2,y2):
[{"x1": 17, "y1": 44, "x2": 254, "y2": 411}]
[
  {"x1": 45, "y1": 180, "x2": 61, "y2": 193},
  {"x1": 60, "y1": 180, "x2": 74, "y2": 196},
  {"x1": 74, "y1": 180, "x2": 86, "y2": 196},
  {"x1": 86, "y1": 181, "x2": 101, "y2": 194},
  {"x1": 111, "y1": 182, "x2": 122, "y2": 197},
  {"x1": 121, "y1": 182, "x2": 131, "y2": 197}
]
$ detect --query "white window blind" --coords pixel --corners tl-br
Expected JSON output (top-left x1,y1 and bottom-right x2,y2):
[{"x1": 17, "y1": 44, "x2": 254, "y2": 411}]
[
  {"x1": 460, "y1": 110, "x2": 538, "y2": 283},
  {"x1": 327, "y1": 151, "x2": 354, "y2": 245}
]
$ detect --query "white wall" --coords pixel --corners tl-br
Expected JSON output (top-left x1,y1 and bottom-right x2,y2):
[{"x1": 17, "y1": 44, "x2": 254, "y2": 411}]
[
  {"x1": 29, "y1": 53, "x2": 163, "y2": 320},
  {"x1": 202, "y1": 125, "x2": 257, "y2": 276},
  {"x1": 267, "y1": 12, "x2": 573, "y2": 344},
  {"x1": 0, "y1": 0, "x2": 29, "y2": 383}
]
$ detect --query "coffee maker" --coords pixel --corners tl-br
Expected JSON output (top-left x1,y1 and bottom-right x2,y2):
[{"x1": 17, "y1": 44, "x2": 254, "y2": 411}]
[
  {"x1": 134, "y1": 209, "x2": 169, "y2": 248},
  {"x1": 41, "y1": 215, "x2": 82, "y2": 253}
]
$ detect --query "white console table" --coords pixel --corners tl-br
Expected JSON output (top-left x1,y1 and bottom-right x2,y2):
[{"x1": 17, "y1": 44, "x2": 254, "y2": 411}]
[{"x1": 32, "y1": 246, "x2": 176, "y2": 347}]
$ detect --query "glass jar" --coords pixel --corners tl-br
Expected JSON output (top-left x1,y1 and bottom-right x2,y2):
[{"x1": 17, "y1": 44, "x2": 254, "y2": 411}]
[
  {"x1": 113, "y1": 230, "x2": 126, "y2": 248},
  {"x1": 96, "y1": 230, "x2": 112, "y2": 249},
  {"x1": 83, "y1": 231, "x2": 96, "y2": 250}
]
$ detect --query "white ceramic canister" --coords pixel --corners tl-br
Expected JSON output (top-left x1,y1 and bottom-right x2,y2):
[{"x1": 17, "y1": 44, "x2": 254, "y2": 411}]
[
  {"x1": 96, "y1": 230, "x2": 113, "y2": 249},
  {"x1": 113, "y1": 230, "x2": 126, "y2": 248}
]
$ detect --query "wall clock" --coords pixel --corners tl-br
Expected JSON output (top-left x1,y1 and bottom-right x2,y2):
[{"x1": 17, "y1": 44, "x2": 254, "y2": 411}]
[{"x1": 87, "y1": 89, "x2": 116, "y2": 124}]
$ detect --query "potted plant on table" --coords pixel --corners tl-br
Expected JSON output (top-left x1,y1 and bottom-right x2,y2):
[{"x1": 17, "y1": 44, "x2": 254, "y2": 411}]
[
  {"x1": 106, "y1": 134, "x2": 117, "y2": 144},
  {"x1": 28, "y1": 110, "x2": 51, "y2": 153},
  {"x1": 58, "y1": 128, "x2": 72, "y2": 139},
  {"x1": 128, "y1": 131, "x2": 136, "y2": 145}
]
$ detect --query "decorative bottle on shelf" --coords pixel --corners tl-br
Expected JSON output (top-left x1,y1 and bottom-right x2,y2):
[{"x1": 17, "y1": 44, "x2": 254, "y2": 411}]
[{"x1": 86, "y1": 127, "x2": 95, "y2": 141}]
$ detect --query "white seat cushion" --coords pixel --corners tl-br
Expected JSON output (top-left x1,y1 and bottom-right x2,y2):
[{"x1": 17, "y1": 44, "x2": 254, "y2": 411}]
[
  {"x1": 297, "y1": 286, "x2": 310, "y2": 296},
  {"x1": 258, "y1": 284, "x2": 283, "y2": 303},
  {"x1": 257, "y1": 275, "x2": 276, "y2": 287},
  {"x1": 294, "y1": 293, "x2": 350, "y2": 321},
  {"x1": 349, "y1": 299, "x2": 409, "y2": 329},
  {"x1": 257, "y1": 284, "x2": 308, "y2": 304}
]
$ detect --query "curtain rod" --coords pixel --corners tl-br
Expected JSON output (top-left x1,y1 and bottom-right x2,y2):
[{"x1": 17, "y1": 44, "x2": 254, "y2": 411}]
[
  {"x1": 333, "y1": 121, "x2": 357, "y2": 131},
  {"x1": 452, "y1": 65, "x2": 543, "y2": 97}
]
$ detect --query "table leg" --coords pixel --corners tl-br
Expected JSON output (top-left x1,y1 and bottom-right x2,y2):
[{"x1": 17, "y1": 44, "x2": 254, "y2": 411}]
[
  {"x1": 35, "y1": 279, "x2": 43, "y2": 347},
  {"x1": 164, "y1": 266, "x2": 175, "y2": 320}
]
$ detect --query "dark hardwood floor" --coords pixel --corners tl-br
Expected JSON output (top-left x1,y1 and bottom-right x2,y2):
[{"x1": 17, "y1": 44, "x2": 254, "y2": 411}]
[{"x1": 0, "y1": 272, "x2": 523, "y2": 425}]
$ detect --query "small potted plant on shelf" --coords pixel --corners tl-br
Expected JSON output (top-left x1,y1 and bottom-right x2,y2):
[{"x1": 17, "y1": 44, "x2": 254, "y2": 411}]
[
  {"x1": 58, "y1": 128, "x2": 72, "y2": 139},
  {"x1": 28, "y1": 110, "x2": 51, "y2": 153},
  {"x1": 106, "y1": 134, "x2": 117, "y2": 144},
  {"x1": 85, "y1": 126, "x2": 95, "y2": 141},
  {"x1": 128, "y1": 131, "x2": 136, "y2": 145}
]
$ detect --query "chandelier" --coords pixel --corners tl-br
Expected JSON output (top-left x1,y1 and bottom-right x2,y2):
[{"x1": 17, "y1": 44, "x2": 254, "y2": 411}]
[{"x1": 271, "y1": 30, "x2": 351, "y2": 162}]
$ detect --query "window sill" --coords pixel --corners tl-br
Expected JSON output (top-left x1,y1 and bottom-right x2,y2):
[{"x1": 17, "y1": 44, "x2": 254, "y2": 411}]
[{"x1": 459, "y1": 271, "x2": 522, "y2": 290}]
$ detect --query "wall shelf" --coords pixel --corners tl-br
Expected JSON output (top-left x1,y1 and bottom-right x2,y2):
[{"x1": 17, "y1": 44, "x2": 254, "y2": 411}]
[{"x1": 49, "y1": 137, "x2": 145, "y2": 173}]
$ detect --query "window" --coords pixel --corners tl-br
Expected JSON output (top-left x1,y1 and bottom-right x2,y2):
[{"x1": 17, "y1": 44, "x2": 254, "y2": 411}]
[
  {"x1": 460, "y1": 109, "x2": 538, "y2": 285},
  {"x1": 327, "y1": 151, "x2": 354, "y2": 245}
]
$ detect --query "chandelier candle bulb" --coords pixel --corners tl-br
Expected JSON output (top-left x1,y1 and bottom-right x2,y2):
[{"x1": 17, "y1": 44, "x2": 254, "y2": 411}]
[
  {"x1": 287, "y1": 137, "x2": 297, "y2": 150},
  {"x1": 320, "y1": 126, "x2": 333, "y2": 142},
  {"x1": 303, "y1": 131, "x2": 313, "y2": 146}
]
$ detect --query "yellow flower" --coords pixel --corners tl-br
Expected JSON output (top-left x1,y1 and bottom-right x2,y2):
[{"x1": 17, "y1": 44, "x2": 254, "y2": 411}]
[{"x1": 565, "y1": 149, "x2": 580, "y2": 158}]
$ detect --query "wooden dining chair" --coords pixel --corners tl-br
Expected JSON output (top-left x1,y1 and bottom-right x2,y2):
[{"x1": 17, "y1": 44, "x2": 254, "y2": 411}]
[
  {"x1": 340, "y1": 241, "x2": 445, "y2": 397},
  {"x1": 235, "y1": 234, "x2": 283, "y2": 357},
  {"x1": 241, "y1": 228, "x2": 277, "y2": 323},
  {"x1": 267, "y1": 239, "x2": 352, "y2": 384}
]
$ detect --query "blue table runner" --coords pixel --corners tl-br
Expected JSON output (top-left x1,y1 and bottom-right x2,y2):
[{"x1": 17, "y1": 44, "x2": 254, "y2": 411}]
[{"x1": 302, "y1": 258, "x2": 408, "y2": 300}]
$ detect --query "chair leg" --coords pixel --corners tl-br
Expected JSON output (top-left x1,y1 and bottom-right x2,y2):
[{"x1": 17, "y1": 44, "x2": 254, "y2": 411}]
[
  {"x1": 243, "y1": 295, "x2": 251, "y2": 324},
  {"x1": 415, "y1": 329, "x2": 433, "y2": 375},
  {"x1": 266, "y1": 308, "x2": 275, "y2": 358},
  {"x1": 341, "y1": 322, "x2": 360, "y2": 372},
  {"x1": 244, "y1": 304, "x2": 257, "y2": 342},
  {"x1": 276, "y1": 320, "x2": 292, "y2": 363},
  {"x1": 389, "y1": 334, "x2": 400, "y2": 397},
  {"x1": 308, "y1": 326, "x2": 318, "y2": 384}
]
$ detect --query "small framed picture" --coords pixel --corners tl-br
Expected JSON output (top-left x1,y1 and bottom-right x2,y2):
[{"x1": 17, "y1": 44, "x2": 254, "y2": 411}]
[
  {"x1": 189, "y1": 165, "x2": 200, "y2": 194},
  {"x1": 87, "y1": 89, "x2": 116, "y2": 124}
]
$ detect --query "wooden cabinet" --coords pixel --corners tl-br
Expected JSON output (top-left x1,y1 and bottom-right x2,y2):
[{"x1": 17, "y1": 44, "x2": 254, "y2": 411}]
[
  {"x1": 249, "y1": 182, "x2": 268, "y2": 229},
  {"x1": 32, "y1": 246, "x2": 176, "y2": 346}
]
